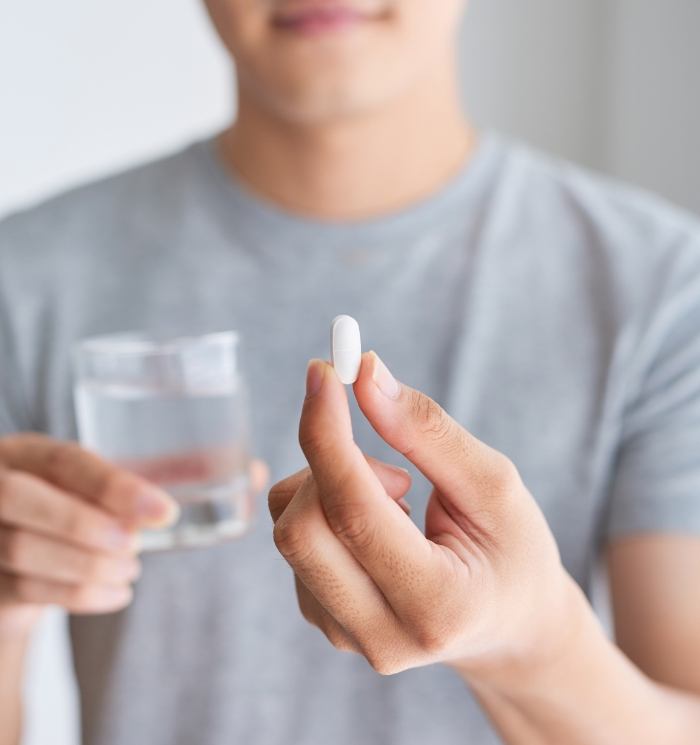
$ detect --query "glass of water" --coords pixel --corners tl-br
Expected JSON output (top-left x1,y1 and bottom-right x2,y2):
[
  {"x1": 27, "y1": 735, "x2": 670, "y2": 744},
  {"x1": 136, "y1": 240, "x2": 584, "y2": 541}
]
[{"x1": 73, "y1": 330, "x2": 253, "y2": 551}]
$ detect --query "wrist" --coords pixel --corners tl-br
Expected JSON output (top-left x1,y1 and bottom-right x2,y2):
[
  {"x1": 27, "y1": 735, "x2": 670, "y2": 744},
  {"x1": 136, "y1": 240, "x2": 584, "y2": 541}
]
[
  {"x1": 450, "y1": 573, "x2": 599, "y2": 694},
  {"x1": 0, "y1": 606, "x2": 43, "y2": 644},
  {"x1": 449, "y1": 577, "x2": 697, "y2": 744}
]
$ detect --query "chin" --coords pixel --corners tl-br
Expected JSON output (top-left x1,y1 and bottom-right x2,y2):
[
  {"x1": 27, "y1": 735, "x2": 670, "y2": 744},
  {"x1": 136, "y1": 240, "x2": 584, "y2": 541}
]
[
  {"x1": 272, "y1": 85, "x2": 387, "y2": 123},
  {"x1": 263, "y1": 86, "x2": 397, "y2": 125},
  {"x1": 243, "y1": 57, "x2": 413, "y2": 124}
]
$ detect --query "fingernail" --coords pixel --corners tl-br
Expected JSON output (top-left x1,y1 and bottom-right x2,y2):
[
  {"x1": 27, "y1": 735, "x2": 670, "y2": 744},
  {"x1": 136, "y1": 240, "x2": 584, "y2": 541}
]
[
  {"x1": 104, "y1": 586, "x2": 133, "y2": 608},
  {"x1": 115, "y1": 556, "x2": 142, "y2": 581},
  {"x1": 397, "y1": 498, "x2": 412, "y2": 515},
  {"x1": 306, "y1": 359, "x2": 325, "y2": 397},
  {"x1": 127, "y1": 531, "x2": 143, "y2": 554},
  {"x1": 105, "y1": 525, "x2": 136, "y2": 551},
  {"x1": 371, "y1": 351, "x2": 400, "y2": 400},
  {"x1": 384, "y1": 463, "x2": 410, "y2": 477},
  {"x1": 137, "y1": 486, "x2": 180, "y2": 525}
]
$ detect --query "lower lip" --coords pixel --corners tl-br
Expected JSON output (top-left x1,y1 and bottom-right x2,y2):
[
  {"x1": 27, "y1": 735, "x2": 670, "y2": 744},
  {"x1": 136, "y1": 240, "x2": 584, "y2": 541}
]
[{"x1": 273, "y1": 9, "x2": 370, "y2": 36}]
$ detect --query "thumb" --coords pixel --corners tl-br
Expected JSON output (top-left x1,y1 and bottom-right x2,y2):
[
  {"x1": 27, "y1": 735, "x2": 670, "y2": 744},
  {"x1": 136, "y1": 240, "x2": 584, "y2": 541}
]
[{"x1": 353, "y1": 351, "x2": 520, "y2": 515}]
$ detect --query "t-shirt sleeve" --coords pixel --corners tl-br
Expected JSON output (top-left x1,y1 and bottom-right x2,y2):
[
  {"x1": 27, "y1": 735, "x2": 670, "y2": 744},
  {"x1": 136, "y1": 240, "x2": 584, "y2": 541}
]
[
  {"x1": 0, "y1": 230, "x2": 34, "y2": 438},
  {"x1": 605, "y1": 235, "x2": 700, "y2": 539},
  {"x1": 0, "y1": 334, "x2": 30, "y2": 437}
]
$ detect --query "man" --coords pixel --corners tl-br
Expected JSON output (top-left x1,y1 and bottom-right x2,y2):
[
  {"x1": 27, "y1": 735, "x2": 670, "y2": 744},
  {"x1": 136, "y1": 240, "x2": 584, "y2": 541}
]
[{"x1": 1, "y1": 1, "x2": 699, "y2": 743}]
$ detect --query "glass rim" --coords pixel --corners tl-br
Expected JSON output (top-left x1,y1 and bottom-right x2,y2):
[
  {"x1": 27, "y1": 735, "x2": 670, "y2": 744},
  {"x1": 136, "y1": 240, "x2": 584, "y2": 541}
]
[{"x1": 73, "y1": 330, "x2": 240, "y2": 358}]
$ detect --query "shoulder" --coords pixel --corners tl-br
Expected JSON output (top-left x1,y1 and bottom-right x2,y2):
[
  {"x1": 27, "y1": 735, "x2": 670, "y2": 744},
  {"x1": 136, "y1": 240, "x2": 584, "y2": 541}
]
[
  {"x1": 0, "y1": 139, "x2": 204, "y2": 273},
  {"x1": 493, "y1": 134, "x2": 700, "y2": 260},
  {"x1": 487, "y1": 134, "x2": 700, "y2": 318}
]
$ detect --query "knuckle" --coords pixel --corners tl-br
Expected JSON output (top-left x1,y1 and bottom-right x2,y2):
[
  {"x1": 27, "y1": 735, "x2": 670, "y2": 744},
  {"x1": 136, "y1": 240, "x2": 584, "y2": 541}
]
[
  {"x1": 0, "y1": 433, "x2": 34, "y2": 465},
  {"x1": 364, "y1": 647, "x2": 401, "y2": 676},
  {"x1": 12, "y1": 575, "x2": 35, "y2": 602},
  {"x1": 296, "y1": 581, "x2": 356, "y2": 653},
  {"x1": 2, "y1": 531, "x2": 28, "y2": 567},
  {"x1": 267, "y1": 494, "x2": 282, "y2": 522},
  {"x1": 0, "y1": 469, "x2": 17, "y2": 516},
  {"x1": 410, "y1": 391, "x2": 451, "y2": 442},
  {"x1": 267, "y1": 482, "x2": 283, "y2": 509},
  {"x1": 326, "y1": 627, "x2": 354, "y2": 653},
  {"x1": 297, "y1": 596, "x2": 317, "y2": 627},
  {"x1": 298, "y1": 424, "x2": 336, "y2": 462},
  {"x1": 78, "y1": 553, "x2": 104, "y2": 582},
  {"x1": 297, "y1": 425, "x2": 319, "y2": 455},
  {"x1": 111, "y1": 470, "x2": 140, "y2": 501},
  {"x1": 45, "y1": 441, "x2": 84, "y2": 482},
  {"x1": 412, "y1": 622, "x2": 450, "y2": 656},
  {"x1": 267, "y1": 477, "x2": 303, "y2": 521},
  {"x1": 270, "y1": 469, "x2": 310, "y2": 500},
  {"x1": 323, "y1": 500, "x2": 375, "y2": 551},
  {"x1": 490, "y1": 454, "x2": 522, "y2": 496},
  {"x1": 273, "y1": 517, "x2": 313, "y2": 564},
  {"x1": 61, "y1": 507, "x2": 88, "y2": 541},
  {"x1": 68, "y1": 584, "x2": 95, "y2": 608},
  {"x1": 96, "y1": 470, "x2": 126, "y2": 507}
]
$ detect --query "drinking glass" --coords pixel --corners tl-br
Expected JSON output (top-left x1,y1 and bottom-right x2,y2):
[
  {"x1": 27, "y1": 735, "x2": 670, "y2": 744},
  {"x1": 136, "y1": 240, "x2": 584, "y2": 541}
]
[{"x1": 73, "y1": 331, "x2": 253, "y2": 550}]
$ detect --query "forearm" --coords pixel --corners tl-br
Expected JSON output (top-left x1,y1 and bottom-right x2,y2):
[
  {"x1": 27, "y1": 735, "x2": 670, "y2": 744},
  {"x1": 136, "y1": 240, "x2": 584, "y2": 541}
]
[
  {"x1": 456, "y1": 582, "x2": 700, "y2": 745},
  {"x1": 0, "y1": 624, "x2": 32, "y2": 745}
]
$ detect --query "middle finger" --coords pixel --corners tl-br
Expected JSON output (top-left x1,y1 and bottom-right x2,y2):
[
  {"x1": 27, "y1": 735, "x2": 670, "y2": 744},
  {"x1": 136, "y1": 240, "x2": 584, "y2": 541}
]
[
  {"x1": 0, "y1": 525, "x2": 141, "y2": 586},
  {"x1": 273, "y1": 476, "x2": 400, "y2": 648}
]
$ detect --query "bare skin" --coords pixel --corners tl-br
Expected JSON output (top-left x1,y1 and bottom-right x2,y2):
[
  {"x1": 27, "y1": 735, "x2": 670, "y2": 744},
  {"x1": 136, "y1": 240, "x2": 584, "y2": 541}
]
[
  {"x1": 3, "y1": 0, "x2": 699, "y2": 742},
  {"x1": 217, "y1": 58, "x2": 475, "y2": 220},
  {"x1": 206, "y1": 0, "x2": 474, "y2": 221},
  {"x1": 0, "y1": 435, "x2": 267, "y2": 745},
  {"x1": 269, "y1": 353, "x2": 700, "y2": 743}
]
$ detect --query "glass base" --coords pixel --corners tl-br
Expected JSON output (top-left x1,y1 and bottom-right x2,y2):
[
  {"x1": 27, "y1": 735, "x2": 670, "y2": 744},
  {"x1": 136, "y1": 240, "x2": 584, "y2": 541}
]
[{"x1": 140, "y1": 517, "x2": 252, "y2": 551}]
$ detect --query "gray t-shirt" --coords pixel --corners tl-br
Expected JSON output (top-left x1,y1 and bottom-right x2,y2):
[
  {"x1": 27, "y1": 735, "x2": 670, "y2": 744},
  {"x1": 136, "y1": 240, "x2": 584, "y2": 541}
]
[{"x1": 1, "y1": 132, "x2": 700, "y2": 745}]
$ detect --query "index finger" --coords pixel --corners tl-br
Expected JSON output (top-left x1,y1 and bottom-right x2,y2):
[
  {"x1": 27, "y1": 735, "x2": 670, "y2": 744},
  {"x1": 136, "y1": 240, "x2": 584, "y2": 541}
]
[
  {"x1": 268, "y1": 456, "x2": 412, "y2": 523},
  {"x1": 299, "y1": 360, "x2": 437, "y2": 607},
  {"x1": 0, "y1": 434, "x2": 178, "y2": 528}
]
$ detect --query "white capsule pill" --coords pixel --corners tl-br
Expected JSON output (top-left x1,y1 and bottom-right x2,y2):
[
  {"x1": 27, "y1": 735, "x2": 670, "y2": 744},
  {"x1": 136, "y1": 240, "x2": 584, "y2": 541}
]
[{"x1": 331, "y1": 315, "x2": 362, "y2": 384}]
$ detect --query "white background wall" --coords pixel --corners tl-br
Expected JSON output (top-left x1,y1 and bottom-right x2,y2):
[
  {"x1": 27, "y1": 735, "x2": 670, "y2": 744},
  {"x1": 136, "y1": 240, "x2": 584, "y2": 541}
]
[{"x1": 0, "y1": 2, "x2": 698, "y2": 744}]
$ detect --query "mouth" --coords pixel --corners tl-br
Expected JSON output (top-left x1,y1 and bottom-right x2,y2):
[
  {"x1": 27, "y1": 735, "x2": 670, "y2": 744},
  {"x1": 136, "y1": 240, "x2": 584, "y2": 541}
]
[{"x1": 271, "y1": 2, "x2": 387, "y2": 36}]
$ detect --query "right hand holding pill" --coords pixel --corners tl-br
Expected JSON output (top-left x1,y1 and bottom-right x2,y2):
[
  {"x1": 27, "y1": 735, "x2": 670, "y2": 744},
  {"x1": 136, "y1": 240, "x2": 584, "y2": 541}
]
[
  {"x1": 0, "y1": 433, "x2": 178, "y2": 636},
  {"x1": 268, "y1": 352, "x2": 580, "y2": 682}
]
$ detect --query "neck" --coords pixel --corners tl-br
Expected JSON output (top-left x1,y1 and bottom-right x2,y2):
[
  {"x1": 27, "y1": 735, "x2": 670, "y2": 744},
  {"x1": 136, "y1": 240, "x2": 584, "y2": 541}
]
[{"x1": 216, "y1": 60, "x2": 475, "y2": 221}]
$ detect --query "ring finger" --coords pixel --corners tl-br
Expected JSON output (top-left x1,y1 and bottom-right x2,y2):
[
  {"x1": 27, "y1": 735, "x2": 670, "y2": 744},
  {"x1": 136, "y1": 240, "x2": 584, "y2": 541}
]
[{"x1": 0, "y1": 525, "x2": 141, "y2": 586}]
